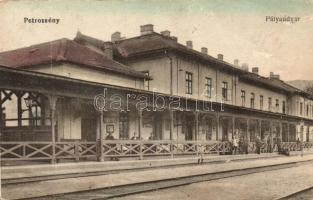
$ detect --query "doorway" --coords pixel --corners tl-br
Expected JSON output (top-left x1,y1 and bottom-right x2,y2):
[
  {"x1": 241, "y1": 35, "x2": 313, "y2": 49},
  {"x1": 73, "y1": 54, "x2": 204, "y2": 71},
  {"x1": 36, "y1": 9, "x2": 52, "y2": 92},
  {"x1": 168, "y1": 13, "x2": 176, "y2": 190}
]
[
  {"x1": 119, "y1": 112, "x2": 129, "y2": 139},
  {"x1": 153, "y1": 113, "x2": 163, "y2": 140},
  {"x1": 185, "y1": 115, "x2": 194, "y2": 140},
  {"x1": 81, "y1": 117, "x2": 97, "y2": 141}
]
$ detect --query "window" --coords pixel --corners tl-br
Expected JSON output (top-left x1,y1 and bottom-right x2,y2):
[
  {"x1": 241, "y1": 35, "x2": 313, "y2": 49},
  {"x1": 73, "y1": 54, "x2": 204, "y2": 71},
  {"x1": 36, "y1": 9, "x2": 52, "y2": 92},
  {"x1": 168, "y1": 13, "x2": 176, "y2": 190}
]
[
  {"x1": 143, "y1": 71, "x2": 150, "y2": 90},
  {"x1": 205, "y1": 77, "x2": 212, "y2": 97},
  {"x1": 222, "y1": 82, "x2": 228, "y2": 100},
  {"x1": 250, "y1": 93, "x2": 255, "y2": 109},
  {"x1": 276, "y1": 99, "x2": 279, "y2": 112},
  {"x1": 268, "y1": 97, "x2": 272, "y2": 111},
  {"x1": 241, "y1": 90, "x2": 246, "y2": 106},
  {"x1": 185, "y1": 72, "x2": 193, "y2": 94},
  {"x1": 306, "y1": 104, "x2": 309, "y2": 116},
  {"x1": 300, "y1": 102, "x2": 303, "y2": 115},
  {"x1": 260, "y1": 95, "x2": 264, "y2": 110},
  {"x1": 282, "y1": 101, "x2": 286, "y2": 114}
]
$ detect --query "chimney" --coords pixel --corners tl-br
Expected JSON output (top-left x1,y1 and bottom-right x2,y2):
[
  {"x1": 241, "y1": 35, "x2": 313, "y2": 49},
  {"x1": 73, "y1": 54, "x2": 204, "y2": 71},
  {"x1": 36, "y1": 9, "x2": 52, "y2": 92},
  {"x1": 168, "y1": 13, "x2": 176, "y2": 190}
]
[
  {"x1": 103, "y1": 42, "x2": 113, "y2": 59},
  {"x1": 140, "y1": 24, "x2": 154, "y2": 35},
  {"x1": 161, "y1": 30, "x2": 170, "y2": 37},
  {"x1": 201, "y1": 47, "x2": 208, "y2": 54},
  {"x1": 111, "y1": 32, "x2": 121, "y2": 42},
  {"x1": 217, "y1": 54, "x2": 223, "y2": 61},
  {"x1": 252, "y1": 67, "x2": 259, "y2": 74},
  {"x1": 234, "y1": 59, "x2": 239, "y2": 67},
  {"x1": 241, "y1": 63, "x2": 249, "y2": 71},
  {"x1": 186, "y1": 41, "x2": 193, "y2": 49},
  {"x1": 270, "y1": 72, "x2": 280, "y2": 80},
  {"x1": 275, "y1": 75, "x2": 280, "y2": 80},
  {"x1": 170, "y1": 36, "x2": 178, "y2": 42}
]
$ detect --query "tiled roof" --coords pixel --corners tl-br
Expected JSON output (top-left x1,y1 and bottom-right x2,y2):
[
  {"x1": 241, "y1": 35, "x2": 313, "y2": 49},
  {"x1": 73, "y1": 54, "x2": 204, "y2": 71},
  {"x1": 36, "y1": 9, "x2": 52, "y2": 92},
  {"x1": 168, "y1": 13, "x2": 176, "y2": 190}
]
[
  {"x1": 114, "y1": 32, "x2": 238, "y2": 70},
  {"x1": 75, "y1": 32, "x2": 227, "y2": 67},
  {"x1": 239, "y1": 72, "x2": 303, "y2": 94},
  {"x1": 0, "y1": 38, "x2": 149, "y2": 79},
  {"x1": 74, "y1": 32, "x2": 312, "y2": 98},
  {"x1": 113, "y1": 33, "x2": 311, "y2": 95}
]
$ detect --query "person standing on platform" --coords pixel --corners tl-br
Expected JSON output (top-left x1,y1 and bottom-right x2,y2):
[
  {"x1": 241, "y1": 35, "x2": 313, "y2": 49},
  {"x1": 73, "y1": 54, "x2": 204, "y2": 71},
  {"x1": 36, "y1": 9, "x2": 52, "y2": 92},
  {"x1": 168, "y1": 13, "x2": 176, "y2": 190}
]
[
  {"x1": 276, "y1": 135, "x2": 282, "y2": 153},
  {"x1": 105, "y1": 132, "x2": 115, "y2": 140},
  {"x1": 131, "y1": 132, "x2": 142, "y2": 156},
  {"x1": 131, "y1": 132, "x2": 142, "y2": 140},
  {"x1": 232, "y1": 135, "x2": 239, "y2": 155},
  {"x1": 255, "y1": 135, "x2": 262, "y2": 154},
  {"x1": 267, "y1": 133, "x2": 273, "y2": 153},
  {"x1": 244, "y1": 136, "x2": 249, "y2": 154},
  {"x1": 105, "y1": 133, "x2": 119, "y2": 161},
  {"x1": 297, "y1": 137, "x2": 301, "y2": 151}
]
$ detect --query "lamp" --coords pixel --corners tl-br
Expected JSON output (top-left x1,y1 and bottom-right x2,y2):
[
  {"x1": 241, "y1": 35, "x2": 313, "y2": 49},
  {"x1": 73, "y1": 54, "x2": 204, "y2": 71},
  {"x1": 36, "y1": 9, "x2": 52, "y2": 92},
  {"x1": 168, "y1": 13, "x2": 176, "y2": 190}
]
[
  {"x1": 24, "y1": 96, "x2": 32, "y2": 108},
  {"x1": 23, "y1": 96, "x2": 38, "y2": 127},
  {"x1": 24, "y1": 96, "x2": 36, "y2": 108}
]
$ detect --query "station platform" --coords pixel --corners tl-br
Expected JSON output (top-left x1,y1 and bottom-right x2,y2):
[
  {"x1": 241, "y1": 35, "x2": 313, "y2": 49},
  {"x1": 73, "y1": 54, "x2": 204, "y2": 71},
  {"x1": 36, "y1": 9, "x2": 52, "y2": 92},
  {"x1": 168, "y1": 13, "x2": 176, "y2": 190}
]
[
  {"x1": 2, "y1": 151, "x2": 313, "y2": 199},
  {"x1": 2, "y1": 152, "x2": 282, "y2": 180}
]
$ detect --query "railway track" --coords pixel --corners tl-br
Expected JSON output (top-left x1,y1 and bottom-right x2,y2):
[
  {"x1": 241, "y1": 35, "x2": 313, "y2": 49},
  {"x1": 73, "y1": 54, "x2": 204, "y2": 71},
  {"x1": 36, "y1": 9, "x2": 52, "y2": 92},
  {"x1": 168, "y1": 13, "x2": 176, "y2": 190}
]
[
  {"x1": 2, "y1": 154, "x2": 281, "y2": 186},
  {"x1": 17, "y1": 159, "x2": 313, "y2": 200},
  {"x1": 3, "y1": 159, "x2": 228, "y2": 186},
  {"x1": 277, "y1": 185, "x2": 313, "y2": 200}
]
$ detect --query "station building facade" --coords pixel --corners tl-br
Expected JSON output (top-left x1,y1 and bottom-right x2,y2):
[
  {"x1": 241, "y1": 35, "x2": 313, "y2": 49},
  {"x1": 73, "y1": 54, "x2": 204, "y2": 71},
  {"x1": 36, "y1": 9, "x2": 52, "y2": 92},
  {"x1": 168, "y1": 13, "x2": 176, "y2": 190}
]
[
  {"x1": 0, "y1": 24, "x2": 313, "y2": 161},
  {"x1": 74, "y1": 24, "x2": 313, "y2": 144}
]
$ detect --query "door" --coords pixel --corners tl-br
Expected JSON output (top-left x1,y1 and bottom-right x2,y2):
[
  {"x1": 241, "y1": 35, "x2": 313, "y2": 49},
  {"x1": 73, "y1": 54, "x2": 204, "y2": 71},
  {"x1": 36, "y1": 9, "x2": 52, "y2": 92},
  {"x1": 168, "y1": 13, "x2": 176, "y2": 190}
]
[
  {"x1": 153, "y1": 114, "x2": 163, "y2": 140},
  {"x1": 185, "y1": 115, "x2": 194, "y2": 140},
  {"x1": 221, "y1": 119, "x2": 229, "y2": 141},
  {"x1": 81, "y1": 118, "x2": 97, "y2": 141},
  {"x1": 119, "y1": 112, "x2": 129, "y2": 139}
]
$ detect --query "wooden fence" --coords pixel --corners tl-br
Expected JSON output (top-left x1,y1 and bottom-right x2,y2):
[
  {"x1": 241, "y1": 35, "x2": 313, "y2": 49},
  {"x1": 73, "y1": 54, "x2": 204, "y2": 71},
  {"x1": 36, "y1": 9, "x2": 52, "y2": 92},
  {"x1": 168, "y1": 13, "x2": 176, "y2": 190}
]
[{"x1": 1, "y1": 140, "x2": 313, "y2": 163}]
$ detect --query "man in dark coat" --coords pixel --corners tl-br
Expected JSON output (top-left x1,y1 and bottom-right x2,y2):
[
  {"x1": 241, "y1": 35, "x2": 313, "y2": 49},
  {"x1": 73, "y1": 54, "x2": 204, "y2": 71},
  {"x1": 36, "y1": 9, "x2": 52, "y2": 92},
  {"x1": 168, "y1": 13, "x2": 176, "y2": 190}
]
[{"x1": 255, "y1": 135, "x2": 262, "y2": 154}]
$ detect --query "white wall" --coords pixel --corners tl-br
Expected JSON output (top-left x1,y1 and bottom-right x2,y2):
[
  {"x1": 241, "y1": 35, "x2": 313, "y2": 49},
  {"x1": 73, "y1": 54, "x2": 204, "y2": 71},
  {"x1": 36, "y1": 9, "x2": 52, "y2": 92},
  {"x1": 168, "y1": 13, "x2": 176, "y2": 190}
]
[
  {"x1": 127, "y1": 56, "x2": 171, "y2": 94},
  {"x1": 236, "y1": 81, "x2": 288, "y2": 113},
  {"x1": 28, "y1": 63, "x2": 145, "y2": 90}
]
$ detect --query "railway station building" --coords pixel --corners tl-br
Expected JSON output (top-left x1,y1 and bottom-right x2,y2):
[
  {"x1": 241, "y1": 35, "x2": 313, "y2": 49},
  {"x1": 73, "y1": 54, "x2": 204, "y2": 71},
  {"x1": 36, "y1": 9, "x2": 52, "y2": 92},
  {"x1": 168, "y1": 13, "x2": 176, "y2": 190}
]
[{"x1": 0, "y1": 24, "x2": 313, "y2": 163}]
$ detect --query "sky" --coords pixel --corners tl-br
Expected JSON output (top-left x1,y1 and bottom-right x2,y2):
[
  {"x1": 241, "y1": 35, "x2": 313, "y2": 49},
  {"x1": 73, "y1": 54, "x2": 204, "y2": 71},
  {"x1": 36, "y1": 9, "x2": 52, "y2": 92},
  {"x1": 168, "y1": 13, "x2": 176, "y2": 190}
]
[{"x1": 0, "y1": 0, "x2": 313, "y2": 81}]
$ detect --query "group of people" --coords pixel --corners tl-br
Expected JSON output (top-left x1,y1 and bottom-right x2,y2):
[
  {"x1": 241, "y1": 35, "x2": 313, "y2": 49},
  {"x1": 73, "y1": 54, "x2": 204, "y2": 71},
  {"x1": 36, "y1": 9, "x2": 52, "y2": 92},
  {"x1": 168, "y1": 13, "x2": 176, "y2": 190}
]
[
  {"x1": 231, "y1": 130, "x2": 284, "y2": 155},
  {"x1": 105, "y1": 130, "x2": 294, "y2": 156},
  {"x1": 231, "y1": 134, "x2": 250, "y2": 155},
  {"x1": 105, "y1": 132, "x2": 143, "y2": 140}
]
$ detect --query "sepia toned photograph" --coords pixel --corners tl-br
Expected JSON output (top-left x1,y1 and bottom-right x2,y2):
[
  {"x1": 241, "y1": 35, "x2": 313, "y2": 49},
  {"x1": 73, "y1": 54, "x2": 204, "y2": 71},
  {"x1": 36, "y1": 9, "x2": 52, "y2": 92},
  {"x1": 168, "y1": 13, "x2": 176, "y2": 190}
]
[{"x1": 0, "y1": 0, "x2": 313, "y2": 199}]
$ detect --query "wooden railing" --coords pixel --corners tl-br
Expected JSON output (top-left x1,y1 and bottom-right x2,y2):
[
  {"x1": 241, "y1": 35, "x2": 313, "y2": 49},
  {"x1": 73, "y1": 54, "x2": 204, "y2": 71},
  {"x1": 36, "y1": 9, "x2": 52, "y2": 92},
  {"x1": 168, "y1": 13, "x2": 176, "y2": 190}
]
[
  {"x1": 0, "y1": 141, "x2": 97, "y2": 162},
  {"x1": 55, "y1": 142, "x2": 97, "y2": 161},
  {"x1": 1, "y1": 140, "x2": 313, "y2": 163},
  {"x1": 101, "y1": 140, "x2": 232, "y2": 159},
  {"x1": 280, "y1": 142, "x2": 300, "y2": 151},
  {"x1": 280, "y1": 142, "x2": 313, "y2": 151},
  {"x1": 248, "y1": 142, "x2": 269, "y2": 153},
  {"x1": 248, "y1": 142, "x2": 313, "y2": 153}
]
